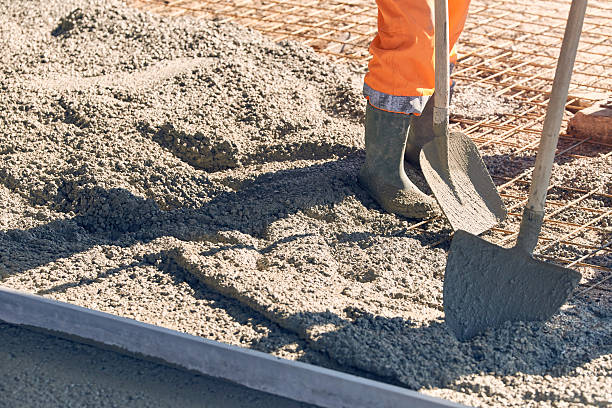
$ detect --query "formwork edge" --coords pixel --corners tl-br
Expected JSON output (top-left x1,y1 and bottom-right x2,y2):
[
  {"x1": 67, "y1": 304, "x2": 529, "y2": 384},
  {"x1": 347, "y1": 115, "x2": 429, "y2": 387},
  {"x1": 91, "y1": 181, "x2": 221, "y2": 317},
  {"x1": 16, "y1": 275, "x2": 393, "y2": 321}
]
[{"x1": 0, "y1": 286, "x2": 467, "y2": 408}]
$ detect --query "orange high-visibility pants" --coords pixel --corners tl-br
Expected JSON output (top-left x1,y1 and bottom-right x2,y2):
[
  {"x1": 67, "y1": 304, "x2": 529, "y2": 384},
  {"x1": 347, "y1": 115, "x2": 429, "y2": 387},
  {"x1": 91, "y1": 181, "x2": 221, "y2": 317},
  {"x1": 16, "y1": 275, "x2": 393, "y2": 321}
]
[{"x1": 364, "y1": 0, "x2": 471, "y2": 115}]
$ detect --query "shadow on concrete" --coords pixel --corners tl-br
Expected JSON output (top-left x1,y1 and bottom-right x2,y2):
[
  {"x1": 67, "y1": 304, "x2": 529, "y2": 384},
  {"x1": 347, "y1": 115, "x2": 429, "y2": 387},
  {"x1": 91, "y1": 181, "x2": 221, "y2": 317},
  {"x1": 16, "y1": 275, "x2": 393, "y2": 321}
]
[{"x1": 1, "y1": 156, "x2": 440, "y2": 276}]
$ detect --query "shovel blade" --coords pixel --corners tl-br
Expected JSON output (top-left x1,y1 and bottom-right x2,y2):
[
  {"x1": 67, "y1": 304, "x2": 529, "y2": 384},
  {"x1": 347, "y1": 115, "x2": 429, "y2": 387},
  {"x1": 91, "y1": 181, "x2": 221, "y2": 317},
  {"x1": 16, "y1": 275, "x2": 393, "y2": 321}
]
[
  {"x1": 444, "y1": 230, "x2": 582, "y2": 341},
  {"x1": 420, "y1": 131, "x2": 506, "y2": 235}
]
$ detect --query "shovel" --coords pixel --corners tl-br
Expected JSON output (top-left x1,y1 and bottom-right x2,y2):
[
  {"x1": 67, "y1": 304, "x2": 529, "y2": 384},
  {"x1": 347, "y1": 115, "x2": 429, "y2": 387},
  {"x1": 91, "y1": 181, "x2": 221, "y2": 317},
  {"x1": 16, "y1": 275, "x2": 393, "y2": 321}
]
[
  {"x1": 443, "y1": 0, "x2": 587, "y2": 341},
  {"x1": 419, "y1": 0, "x2": 507, "y2": 236}
]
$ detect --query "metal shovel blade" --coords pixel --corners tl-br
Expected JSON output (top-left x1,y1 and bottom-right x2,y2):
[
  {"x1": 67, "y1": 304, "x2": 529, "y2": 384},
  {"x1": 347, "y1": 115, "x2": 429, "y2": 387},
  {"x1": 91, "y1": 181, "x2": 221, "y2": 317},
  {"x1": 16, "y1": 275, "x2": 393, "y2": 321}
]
[
  {"x1": 420, "y1": 131, "x2": 506, "y2": 235},
  {"x1": 444, "y1": 230, "x2": 582, "y2": 341}
]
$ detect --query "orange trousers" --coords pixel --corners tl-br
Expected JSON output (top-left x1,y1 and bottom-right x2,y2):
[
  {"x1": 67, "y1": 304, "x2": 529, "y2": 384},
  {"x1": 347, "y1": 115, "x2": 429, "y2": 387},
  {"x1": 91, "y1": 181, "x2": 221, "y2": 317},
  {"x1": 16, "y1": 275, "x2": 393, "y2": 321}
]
[{"x1": 364, "y1": 0, "x2": 471, "y2": 115}]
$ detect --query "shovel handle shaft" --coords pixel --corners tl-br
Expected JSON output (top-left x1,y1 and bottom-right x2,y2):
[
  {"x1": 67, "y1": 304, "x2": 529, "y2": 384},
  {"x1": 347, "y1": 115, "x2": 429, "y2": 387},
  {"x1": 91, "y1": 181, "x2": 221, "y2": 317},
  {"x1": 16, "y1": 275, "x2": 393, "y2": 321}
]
[
  {"x1": 433, "y1": 0, "x2": 449, "y2": 132},
  {"x1": 526, "y1": 0, "x2": 587, "y2": 212}
]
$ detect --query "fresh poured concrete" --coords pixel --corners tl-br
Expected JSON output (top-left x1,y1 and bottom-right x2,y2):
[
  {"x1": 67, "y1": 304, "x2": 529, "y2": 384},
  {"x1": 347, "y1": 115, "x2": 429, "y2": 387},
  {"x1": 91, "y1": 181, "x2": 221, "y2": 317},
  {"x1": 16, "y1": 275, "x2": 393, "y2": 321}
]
[{"x1": 0, "y1": 322, "x2": 315, "y2": 408}]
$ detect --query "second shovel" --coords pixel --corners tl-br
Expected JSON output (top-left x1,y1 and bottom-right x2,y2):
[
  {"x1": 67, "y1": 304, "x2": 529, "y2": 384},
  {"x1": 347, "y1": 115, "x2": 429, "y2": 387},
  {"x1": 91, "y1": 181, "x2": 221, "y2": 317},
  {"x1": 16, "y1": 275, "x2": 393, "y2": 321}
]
[
  {"x1": 444, "y1": 0, "x2": 586, "y2": 341},
  {"x1": 420, "y1": 0, "x2": 506, "y2": 235}
]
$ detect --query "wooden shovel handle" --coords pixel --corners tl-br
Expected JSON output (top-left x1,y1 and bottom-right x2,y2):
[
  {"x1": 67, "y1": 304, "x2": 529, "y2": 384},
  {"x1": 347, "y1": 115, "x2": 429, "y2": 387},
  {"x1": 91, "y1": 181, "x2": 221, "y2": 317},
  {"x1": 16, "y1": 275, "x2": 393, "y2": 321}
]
[
  {"x1": 526, "y1": 0, "x2": 587, "y2": 212},
  {"x1": 433, "y1": 0, "x2": 450, "y2": 135}
]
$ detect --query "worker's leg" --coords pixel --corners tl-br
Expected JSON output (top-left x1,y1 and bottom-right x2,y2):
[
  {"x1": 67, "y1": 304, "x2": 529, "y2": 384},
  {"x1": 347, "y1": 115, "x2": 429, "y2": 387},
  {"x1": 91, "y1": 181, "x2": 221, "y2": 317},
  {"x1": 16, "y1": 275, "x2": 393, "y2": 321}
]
[
  {"x1": 364, "y1": 0, "x2": 471, "y2": 114},
  {"x1": 359, "y1": 0, "x2": 470, "y2": 219}
]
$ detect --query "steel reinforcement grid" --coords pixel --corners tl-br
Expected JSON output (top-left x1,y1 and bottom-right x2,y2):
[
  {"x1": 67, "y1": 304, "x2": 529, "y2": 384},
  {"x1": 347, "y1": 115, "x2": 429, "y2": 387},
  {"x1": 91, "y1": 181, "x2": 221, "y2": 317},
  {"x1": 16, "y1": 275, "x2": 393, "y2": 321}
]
[{"x1": 127, "y1": 0, "x2": 611, "y2": 296}]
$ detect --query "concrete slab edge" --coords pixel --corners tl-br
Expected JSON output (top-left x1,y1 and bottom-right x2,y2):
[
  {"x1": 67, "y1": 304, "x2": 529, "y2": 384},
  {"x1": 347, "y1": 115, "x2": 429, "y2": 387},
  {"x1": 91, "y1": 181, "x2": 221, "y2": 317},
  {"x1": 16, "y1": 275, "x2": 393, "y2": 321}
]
[{"x1": 0, "y1": 286, "x2": 467, "y2": 408}]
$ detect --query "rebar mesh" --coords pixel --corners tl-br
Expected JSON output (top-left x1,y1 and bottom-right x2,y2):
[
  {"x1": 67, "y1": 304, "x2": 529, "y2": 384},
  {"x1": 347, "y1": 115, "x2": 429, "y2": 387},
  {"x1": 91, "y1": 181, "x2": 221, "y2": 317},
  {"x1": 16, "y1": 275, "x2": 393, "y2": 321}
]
[{"x1": 127, "y1": 0, "x2": 611, "y2": 292}]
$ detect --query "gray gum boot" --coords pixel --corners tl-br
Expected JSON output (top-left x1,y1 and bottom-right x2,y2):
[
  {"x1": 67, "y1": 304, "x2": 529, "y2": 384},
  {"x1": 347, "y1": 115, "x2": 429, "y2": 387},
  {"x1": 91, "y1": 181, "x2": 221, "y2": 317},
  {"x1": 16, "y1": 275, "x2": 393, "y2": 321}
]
[
  {"x1": 358, "y1": 103, "x2": 441, "y2": 219},
  {"x1": 405, "y1": 86, "x2": 454, "y2": 165},
  {"x1": 404, "y1": 94, "x2": 435, "y2": 166}
]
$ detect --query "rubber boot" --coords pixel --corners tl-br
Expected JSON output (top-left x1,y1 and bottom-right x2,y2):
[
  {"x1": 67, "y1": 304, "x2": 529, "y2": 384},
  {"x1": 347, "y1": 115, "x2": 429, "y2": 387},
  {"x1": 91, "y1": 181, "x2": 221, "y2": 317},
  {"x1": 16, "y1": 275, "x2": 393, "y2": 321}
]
[
  {"x1": 405, "y1": 87, "x2": 454, "y2": 165},
  {"x1": 404, "y1": 94, "x2": 435, "y2": 166},
  {"x1": 358, "y1": 103, "x2": 440, "y2": 219}
]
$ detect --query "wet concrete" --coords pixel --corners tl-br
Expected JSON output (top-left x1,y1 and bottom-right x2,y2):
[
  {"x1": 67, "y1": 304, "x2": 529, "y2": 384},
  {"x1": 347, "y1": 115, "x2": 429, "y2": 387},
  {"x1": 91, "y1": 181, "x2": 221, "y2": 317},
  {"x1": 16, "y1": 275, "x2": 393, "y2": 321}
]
[{"x1": 0, "y1": 323, "x2": 316, "y2": 408}]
